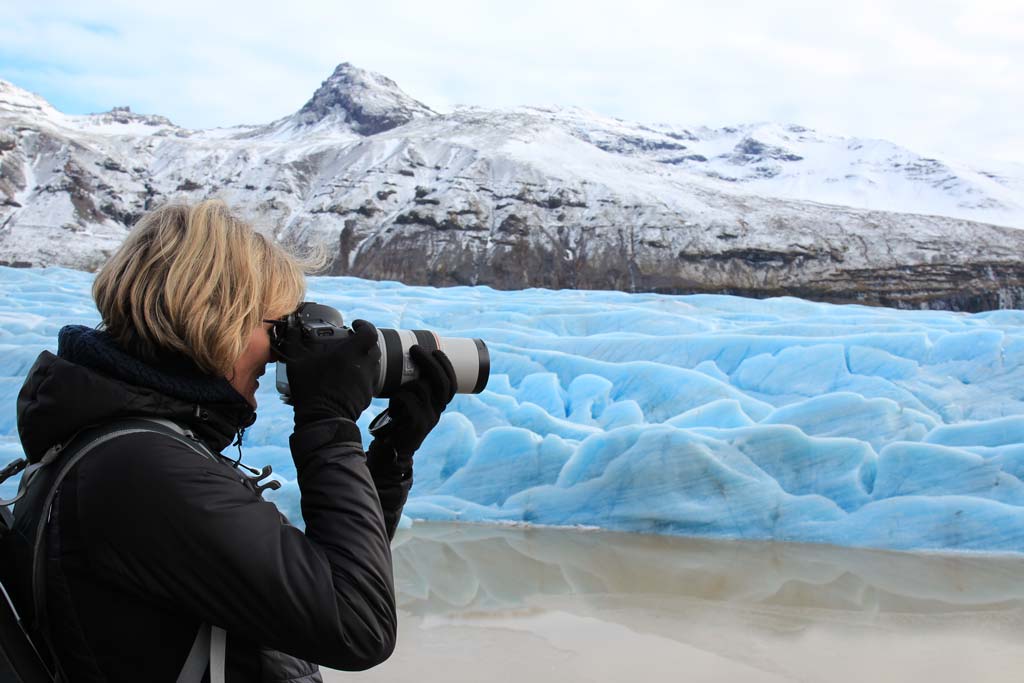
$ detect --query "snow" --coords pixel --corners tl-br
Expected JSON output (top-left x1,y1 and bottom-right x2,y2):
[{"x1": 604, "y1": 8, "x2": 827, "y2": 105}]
[
  {"x1": 1, "y1": 267, "x2": 1022, "y2": 553},
  {"x1": 0, "y1": 80, "x2": 64, "y2": 122},
  {"x1": 537, "y1": 109, "x2": 1024, "y2": 228},
  {"x1": 3, "y1": 68, "x2": 1024, "y2": 277}
]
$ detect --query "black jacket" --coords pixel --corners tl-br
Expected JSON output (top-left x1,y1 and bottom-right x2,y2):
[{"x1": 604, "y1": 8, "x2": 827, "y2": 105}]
[{"x1": 7, "y1": 325, "x2": 410, "y2": 681}]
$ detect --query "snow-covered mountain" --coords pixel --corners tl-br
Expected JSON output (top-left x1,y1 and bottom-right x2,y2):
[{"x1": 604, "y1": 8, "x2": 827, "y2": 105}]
[
  {"x1": 549, "y1": 109, "x2": 1024, "y2": 228},
  {"x1": 1, "y1": 62, "x2": 1023, "y2": 310}
]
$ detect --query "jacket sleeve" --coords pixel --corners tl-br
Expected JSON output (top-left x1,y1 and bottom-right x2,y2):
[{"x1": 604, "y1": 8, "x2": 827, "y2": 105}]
[
  {"x1": 365, "y1": 440, "x2": 413, "y2": 540},
  {"x1": 75, "y1": 417, "x2": 396, "y2": 671}
]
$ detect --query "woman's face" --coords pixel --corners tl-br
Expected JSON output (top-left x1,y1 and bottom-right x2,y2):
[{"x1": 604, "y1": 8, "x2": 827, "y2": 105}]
[{"x1": 228, "y1": 320, "x2": 276, "y2": 408}]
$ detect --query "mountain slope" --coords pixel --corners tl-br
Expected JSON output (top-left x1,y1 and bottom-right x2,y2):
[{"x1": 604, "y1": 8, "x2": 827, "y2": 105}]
[{"x1": 0, "y1": 65, "x2": 1022, "y2": 311}]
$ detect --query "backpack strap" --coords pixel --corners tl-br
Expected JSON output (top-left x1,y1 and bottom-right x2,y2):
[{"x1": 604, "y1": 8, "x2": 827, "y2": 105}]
[
  {"x1": 0, "y1": 458, "x2": 29, "y2": 507},
  {"x1": 176, "y1": 623, "x2": 211, "y2": 682},
  {"x1": 176, "y1": 623, "x2": 227, "y2": 683},
  {"x1": 210, "y1": 626, "x2": 227, "y2": 683},
  {"x1": 8, "y1": 418, "x2": 230, "y2": 683}
]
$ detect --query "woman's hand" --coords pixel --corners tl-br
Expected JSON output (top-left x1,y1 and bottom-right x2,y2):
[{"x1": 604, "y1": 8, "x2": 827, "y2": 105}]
[
  {"x1": 285, "y1": 319, "x2": 380, "y2": 426},
  {"x1": 368, "y1": 345, "x2": 457, "y2": 456},
  {"x1": 366, "y1": 345, "x2": 457, "y2": 538}
]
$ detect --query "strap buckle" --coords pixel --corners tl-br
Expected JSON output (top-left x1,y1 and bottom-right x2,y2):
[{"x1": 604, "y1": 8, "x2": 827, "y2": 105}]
[{"x1": 0, "y1": 457, "x2": 26, "y2": 485}]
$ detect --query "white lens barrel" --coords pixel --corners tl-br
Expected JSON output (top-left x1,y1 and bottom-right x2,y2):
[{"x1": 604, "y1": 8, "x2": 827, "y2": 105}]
[
  {"x1": 376, "y1": 329, "x2": 489, "y2": 397},
  {"x1": 276, "y1": 328, "x2": 489, "y2": 399}
]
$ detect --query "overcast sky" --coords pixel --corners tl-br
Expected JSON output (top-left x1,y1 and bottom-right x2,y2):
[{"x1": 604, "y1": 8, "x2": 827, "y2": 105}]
[{"x1": 2, "y1": 0, "x2": 1021, "y2": 164}]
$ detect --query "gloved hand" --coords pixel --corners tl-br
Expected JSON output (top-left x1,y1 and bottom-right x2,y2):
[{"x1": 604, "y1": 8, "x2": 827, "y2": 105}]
[
  {"x1": 285, "y1": 319, "x2": 380, "y2": 426},
  {"x1": 366, "y1": 346, "x2": 457, "y2": 538},
  {"x1": 367, "y1": 345, "x2": 457, "y2": 457}
]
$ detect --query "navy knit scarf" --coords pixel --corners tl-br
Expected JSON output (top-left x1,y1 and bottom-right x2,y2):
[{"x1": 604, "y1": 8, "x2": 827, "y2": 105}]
[{"x1": 57, "y1": 325, "x2": 249, "y2": 407}]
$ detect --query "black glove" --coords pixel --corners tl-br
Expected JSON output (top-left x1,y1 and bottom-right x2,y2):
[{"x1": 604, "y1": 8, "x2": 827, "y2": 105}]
[
  {"x1": 368, "y1": 345, "x2": 457, "y2": 458},
  {"x1": 366, "y1": 346, "x2": 457, "y2": 538},
  {"x1": 285, "y1": 319, "x2": 380, "y2": 427}
]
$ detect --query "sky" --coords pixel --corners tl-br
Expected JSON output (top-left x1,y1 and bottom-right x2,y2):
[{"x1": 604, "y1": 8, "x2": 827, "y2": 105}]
[{"x1": 2, "y1": 0, "x2": 1021, "y2": 164}]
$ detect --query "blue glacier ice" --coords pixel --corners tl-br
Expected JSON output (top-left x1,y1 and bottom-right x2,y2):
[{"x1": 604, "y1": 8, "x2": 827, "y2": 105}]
[{"x1": 1, "y1": 267, "x2": 1023, "y2": 553}]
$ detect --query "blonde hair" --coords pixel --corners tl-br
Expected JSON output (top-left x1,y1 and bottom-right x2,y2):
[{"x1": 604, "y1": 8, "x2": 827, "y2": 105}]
[{"x1": 93, "y1": 200, "x2": 307, "y2": 376}]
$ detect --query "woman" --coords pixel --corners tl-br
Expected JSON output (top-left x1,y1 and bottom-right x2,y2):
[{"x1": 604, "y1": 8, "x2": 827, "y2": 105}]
[{"x1": 8, "y1": 200, "x2": 456, "y2": 681}]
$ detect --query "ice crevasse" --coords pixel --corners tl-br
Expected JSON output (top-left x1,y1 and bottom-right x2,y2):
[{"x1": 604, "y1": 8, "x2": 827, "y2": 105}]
[{"x1": 1, "y1": 268, "x2": 1023, "y2": 553}]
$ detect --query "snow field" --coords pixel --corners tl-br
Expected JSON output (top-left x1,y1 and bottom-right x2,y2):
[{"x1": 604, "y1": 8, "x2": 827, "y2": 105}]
[{"x1": 1, "y1": 267, "x2": 1023, "y2": 552}]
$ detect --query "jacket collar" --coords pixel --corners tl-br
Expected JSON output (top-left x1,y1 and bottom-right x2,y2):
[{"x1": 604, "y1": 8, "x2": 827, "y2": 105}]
[{"x1": 16, "y1": 326, "x2": 256, "y2": 461}]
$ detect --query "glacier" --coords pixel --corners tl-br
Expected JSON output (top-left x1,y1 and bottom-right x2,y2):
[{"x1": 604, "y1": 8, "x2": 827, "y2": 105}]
[{"x1": 1, "y1": 267, "x2": 1022, "y2": 553}]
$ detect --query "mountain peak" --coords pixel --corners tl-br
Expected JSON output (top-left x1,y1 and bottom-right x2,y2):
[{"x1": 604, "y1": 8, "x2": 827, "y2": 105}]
[
  {"x1": 0, "y1": 80, "x2": 61, "y2": 119},
  {"x1": 294, "y1": 62, "x2": 436, "y2": 135},
  {"x1": 89, "y1": 105, "x2": 176, "y2": 128}
]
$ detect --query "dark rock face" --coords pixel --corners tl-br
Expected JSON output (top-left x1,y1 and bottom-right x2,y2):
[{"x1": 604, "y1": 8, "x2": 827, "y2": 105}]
[
  {"x1": 321, "y1": 196, "x2": 1024, "y2": 313},
  {"x1": 593, "y1": 135, "x2": 687, "y2": 155},
  {"x1": 333, "y1": 241, "x2": 1024, "y2": 313},
  {"x1": 294, "y1": 62, "x2": 435, "y2": 135},
  {"x1": 730, "y1": 137, "x2": 804, "y2": 164},
  {"x1": 92, "y1": 106, "x2": 175, "y2": 128}
]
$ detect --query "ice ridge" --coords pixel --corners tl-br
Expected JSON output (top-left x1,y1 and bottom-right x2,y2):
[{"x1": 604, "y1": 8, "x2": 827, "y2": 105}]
[{"x1": 0, "y1": 267, "x2": 1022, "y2": 553}]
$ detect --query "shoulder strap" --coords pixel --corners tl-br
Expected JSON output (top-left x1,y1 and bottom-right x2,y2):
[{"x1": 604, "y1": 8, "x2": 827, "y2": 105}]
[
  {"x1": 210, "y1": 626, "x2": 226, "y2": 683},
  {"x1": 175, "y1": 623, "x2": 226, "y2": 683},
  {"x1": 26, "y1": 424, "x2": 163, "y2": 682},
  {"x1": 13, "y1": 418, "x2": 228, "y2": 683},
  {"x1": 176, "y1": 623, "x2": 211, "y2": 682},
  {"x1": 0, "y1": 418, "x2": 217, "y2": 509},
  {"x1": 29, "y1": 423, "x2": 206, "y2": 634},
  {"x1": 119, "y1": 417, "x2": 222, "y2": 462}
]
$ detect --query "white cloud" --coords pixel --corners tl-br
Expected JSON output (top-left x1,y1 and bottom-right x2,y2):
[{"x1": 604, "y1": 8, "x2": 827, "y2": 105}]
[{"x1": 2, "y1": 0, "x2": 1021, "y2": 163}]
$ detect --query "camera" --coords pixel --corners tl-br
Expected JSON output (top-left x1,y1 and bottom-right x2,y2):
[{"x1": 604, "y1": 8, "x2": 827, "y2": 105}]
[{"x1": 269, "y1": 302, "x2": 490, "y2": 399}]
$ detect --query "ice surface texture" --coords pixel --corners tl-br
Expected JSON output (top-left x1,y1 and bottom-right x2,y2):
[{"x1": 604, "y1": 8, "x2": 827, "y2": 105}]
[{"x1": 2, "y1": 268, "x2": 1023, "y2": 553}]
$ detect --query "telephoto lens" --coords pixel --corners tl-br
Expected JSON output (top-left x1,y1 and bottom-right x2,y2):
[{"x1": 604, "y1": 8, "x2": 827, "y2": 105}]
[{"x1": 270, "y1": 302, "x2": 490, "y2": 399}]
